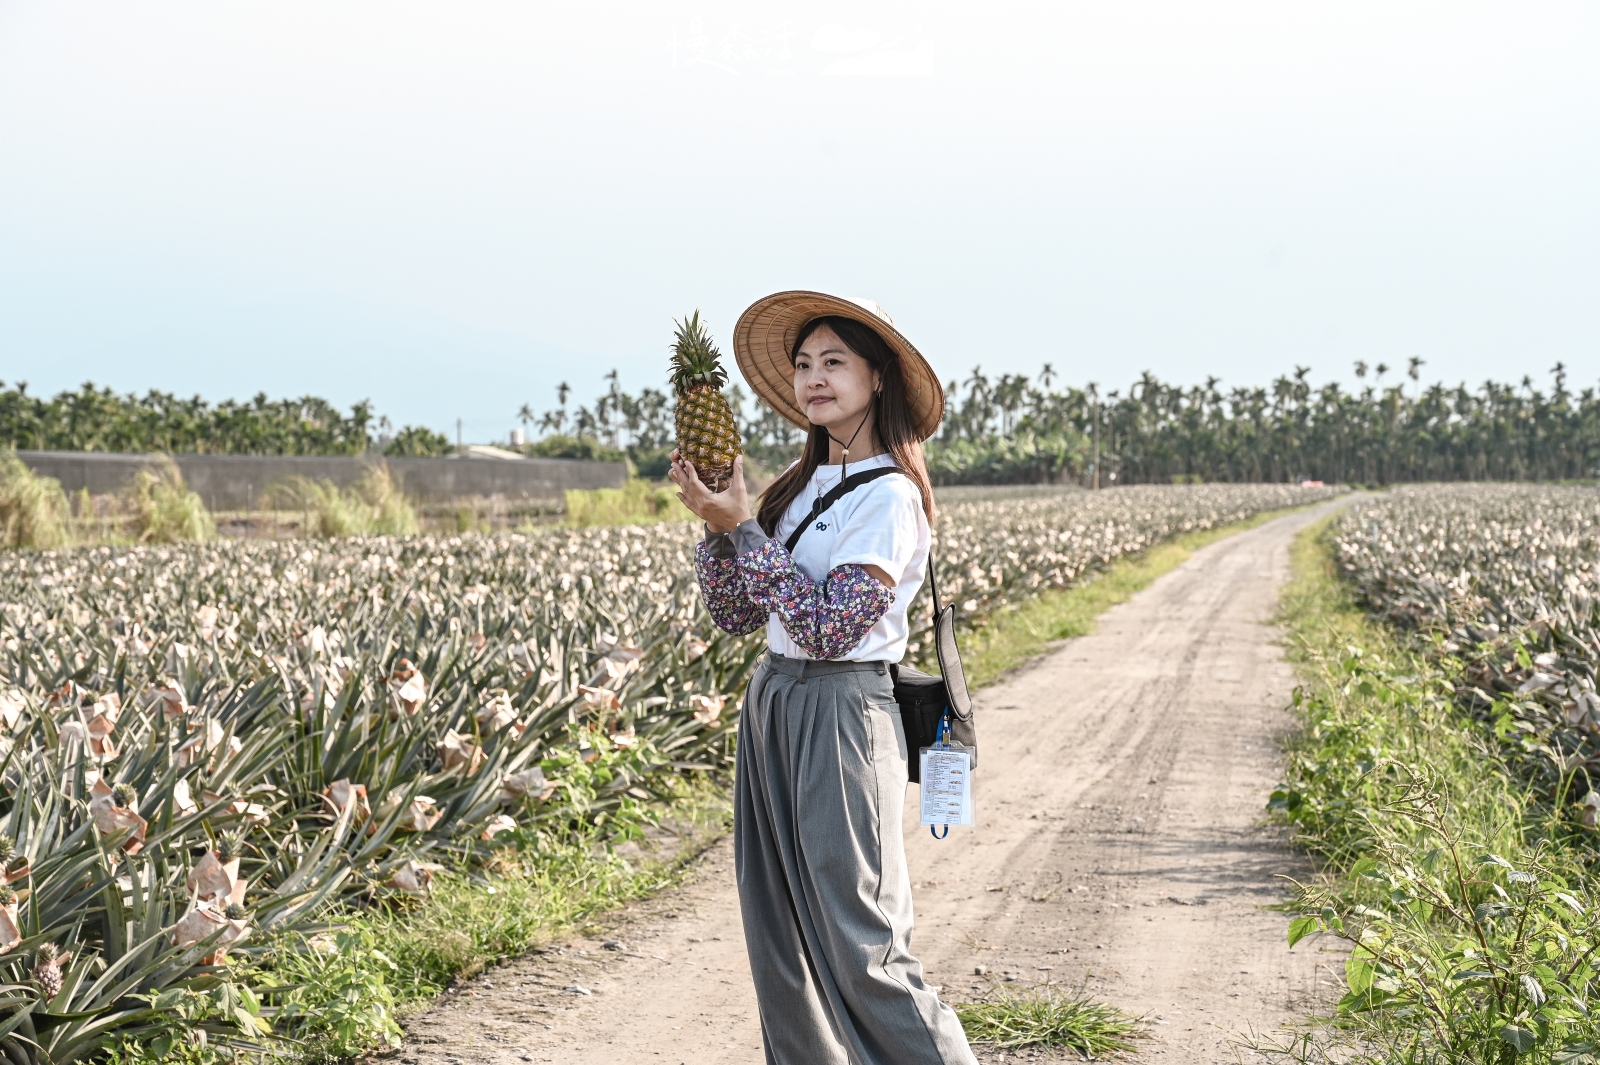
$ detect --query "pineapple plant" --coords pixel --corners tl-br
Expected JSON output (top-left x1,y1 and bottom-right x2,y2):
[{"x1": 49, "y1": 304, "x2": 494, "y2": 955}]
[{"x1": 670, "y1": 311, "x2": 742, "y2": 493}]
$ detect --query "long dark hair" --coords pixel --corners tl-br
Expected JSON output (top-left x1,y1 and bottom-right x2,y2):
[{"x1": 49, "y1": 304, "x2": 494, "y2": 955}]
[{"x1": 755, "y1": 315, "x2": 937, "y2": 535}]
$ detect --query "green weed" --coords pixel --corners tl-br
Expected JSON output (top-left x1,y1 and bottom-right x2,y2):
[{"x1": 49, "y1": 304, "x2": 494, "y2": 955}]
[{"x1": 256, "y1": 928, "x2": 406, "y2": 1061}]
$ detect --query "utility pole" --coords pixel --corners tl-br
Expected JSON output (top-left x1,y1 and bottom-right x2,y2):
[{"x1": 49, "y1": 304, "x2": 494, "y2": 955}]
[
  {"x1": 456, "y1": 418, "x2": 463, "y2": 449},
  {"x1": 1088, "y1": 384, "x2": 1100, "y2": 490}
]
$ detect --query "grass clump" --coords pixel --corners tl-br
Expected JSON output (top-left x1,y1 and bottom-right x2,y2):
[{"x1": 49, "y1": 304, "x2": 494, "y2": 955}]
[
  {"x1": 274, "y1": 465, "x2": 419, "y2": 537},
  {"x1": 955, "y1": 505, "x2": 1303, "y2": 687},
  {"x1": 0, "y1": 451, "x2": 71, "y2": 549},
  {"x1": 565, "y1": 478, "x2": 693, "y2": 527},
  {"x1": 955, "y1": 987, "x2": 1141, "y2": 1057},
  {"x1": 130, "y1": 456, "x2": 216, "y2": 542},
  {"x1": 1259, "y1": 519, "x2": 1600, "y2": 1064}
]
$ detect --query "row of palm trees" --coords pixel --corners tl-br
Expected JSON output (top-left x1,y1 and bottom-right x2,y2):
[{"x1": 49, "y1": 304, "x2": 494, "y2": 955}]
[
  {"x1": 990, "y1": 362, "x2": 1596, "y2": 485},
  {"x1": 528, "y1": 361, "x2": 1600, "y2": 485},
  {"x1": 0, "y1": 381, "x2": 449, "y2": 456},
  {"x1": 13, "y1": 362, "x2": 1594, "y2": 486}
]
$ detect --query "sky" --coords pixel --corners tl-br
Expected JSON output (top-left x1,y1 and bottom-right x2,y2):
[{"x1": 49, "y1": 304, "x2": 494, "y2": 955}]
[{"x1": 1, "y1": 1, "x2": 1597, "y2": 443}]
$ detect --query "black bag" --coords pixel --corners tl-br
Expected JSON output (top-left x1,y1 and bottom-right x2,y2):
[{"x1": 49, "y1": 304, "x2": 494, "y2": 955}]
[
  {"x1": 783, "y1": 466, "x2": 977, "y2": 784},
  {"x1": 891, "y1": 558, "x2": 976, "y2": 783}
]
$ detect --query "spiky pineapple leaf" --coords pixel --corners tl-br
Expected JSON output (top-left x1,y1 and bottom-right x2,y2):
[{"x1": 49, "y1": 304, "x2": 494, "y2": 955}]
[{"x1": 669, "y1": 311, "x2": 728, "y2": 394}]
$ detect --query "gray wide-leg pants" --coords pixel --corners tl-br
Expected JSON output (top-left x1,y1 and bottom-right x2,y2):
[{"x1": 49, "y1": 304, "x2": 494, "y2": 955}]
[{"x1": 735, "y1": 654, "x2": 977, "y2": 1065}]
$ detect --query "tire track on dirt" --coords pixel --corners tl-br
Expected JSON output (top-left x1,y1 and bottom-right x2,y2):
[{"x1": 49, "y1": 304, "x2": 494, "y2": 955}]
[{"x1": 392, "y1": 501, "x2": 1347, "y2": 1065}]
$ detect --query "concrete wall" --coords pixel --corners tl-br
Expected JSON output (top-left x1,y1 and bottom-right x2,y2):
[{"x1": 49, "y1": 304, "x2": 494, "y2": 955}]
[{"x1": 16, "y1": 451, "x2": 628, "y2": 509}]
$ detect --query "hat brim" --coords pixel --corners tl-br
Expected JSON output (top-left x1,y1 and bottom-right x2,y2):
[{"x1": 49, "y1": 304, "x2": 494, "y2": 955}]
[{"x1": 732, "y1": 291, "x2": 944, "y2": 442}]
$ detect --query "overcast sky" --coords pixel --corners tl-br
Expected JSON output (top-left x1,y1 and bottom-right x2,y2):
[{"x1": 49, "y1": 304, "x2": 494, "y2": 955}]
[{"x1": 2, "y1": 1, "x2": 1596, "y2": 442}]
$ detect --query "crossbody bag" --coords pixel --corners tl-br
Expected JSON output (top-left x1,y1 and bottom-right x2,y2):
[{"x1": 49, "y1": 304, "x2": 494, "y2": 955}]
[{"x1": 782, "y1": 466, "x2": 978, "y2": 783}]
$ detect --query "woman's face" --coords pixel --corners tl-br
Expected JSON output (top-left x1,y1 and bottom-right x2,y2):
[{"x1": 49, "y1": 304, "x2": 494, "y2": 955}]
[{"x1": 793, "y1": 325, "x2": 881, "y2": 432}]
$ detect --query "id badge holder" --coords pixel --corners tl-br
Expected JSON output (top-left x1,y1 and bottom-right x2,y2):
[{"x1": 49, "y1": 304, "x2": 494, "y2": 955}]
[{"x1": 920, "y1": 711, "x2": 974, "y2": 840}]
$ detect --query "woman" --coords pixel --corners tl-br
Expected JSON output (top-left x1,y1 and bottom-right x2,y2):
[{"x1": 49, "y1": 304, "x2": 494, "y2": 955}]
[{"x1": 669, "y1": 291, "x2": 976, "y2": 1065}]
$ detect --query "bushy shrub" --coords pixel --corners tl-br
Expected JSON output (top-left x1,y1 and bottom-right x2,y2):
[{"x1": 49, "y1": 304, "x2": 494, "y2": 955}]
[
  {"x1": 130, "y1": 457, "x2": 216, "y2": 543},
  {"x1": 565, "y1": 479, "x2": 693, "y2": 526},
  {"x1": 0, "y1": 451, "x2": 71, "y2": 549},
  {"x1": 628, "y1": 443, "x2": 674, "y2": 479},
  {"x1": 524, "y1": 434, "x2": 627, "y2": 464},
  {"x1": 383, "y1": 425, "x2": 452, "y2": 457},
  {"x1": 925, "y1": 430, "x2": 1087, "y2": 486},
  {"x1": 274, "y1": 464, "x2": 419, "y2": 537},
  {"x1": 357, "y1": 465, "x2": 420, "y2": 535}
]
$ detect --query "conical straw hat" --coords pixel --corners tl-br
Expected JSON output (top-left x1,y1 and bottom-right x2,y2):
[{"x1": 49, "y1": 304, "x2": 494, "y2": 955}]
[{"x1": 732, "y1": 291, "x2": 944, "y2": 441}]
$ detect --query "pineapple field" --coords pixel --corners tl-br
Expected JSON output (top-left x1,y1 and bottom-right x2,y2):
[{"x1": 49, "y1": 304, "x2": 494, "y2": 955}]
[
  {"x1": 0, "y1": 482, "x2": 1338, "y2": 1061},
  {"x1": 1333, "y1": 484, "x2": 1600, "y2": 792}
]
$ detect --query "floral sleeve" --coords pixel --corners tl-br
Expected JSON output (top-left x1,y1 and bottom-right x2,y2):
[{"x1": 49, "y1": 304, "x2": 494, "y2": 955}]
[
  {"x1": 734, "y1": 538, "x2": 894, "y2": 660},
  {"x1": 694, "y1": 537, "x2": 768, "y2": 636}
]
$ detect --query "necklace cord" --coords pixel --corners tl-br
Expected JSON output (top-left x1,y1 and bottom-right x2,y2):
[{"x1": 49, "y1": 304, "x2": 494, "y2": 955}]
[{"x1": 826, "y1": 394, "x2": 877, "y2": 484}]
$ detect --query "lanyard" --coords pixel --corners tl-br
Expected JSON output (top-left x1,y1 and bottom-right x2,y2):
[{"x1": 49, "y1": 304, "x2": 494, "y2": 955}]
[
  {"x1": 931, "y1": 709, "x2": 953, "y2": 840},
  {"x1": 921, "y1": 708, "x2": 972, "y2": 839}
]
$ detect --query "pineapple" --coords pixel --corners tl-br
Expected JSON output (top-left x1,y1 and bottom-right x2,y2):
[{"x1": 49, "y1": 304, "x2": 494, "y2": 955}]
[
  {"x1": 671, "y1": 311, "x2": 742, "y2": 493},
  {"x1": 216, "y1": 832, "x2": 244, "y2": 863},
  {"x1": 33, "y1": 942, "x2": 66, "y2": 999}
]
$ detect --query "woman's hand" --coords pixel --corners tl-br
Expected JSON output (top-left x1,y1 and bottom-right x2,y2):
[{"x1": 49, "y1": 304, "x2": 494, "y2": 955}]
[{"x1": 669, "y1": 452, "x2": 753, "y2": 534}]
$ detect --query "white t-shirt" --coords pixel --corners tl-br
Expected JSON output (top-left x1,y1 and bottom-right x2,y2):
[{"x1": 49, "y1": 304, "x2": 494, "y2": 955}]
[{"x1": 766, "y1": 453, "x2": 930, "y2": 663}]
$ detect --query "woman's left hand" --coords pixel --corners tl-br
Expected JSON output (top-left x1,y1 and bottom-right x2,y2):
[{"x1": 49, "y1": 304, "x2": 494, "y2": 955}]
[{"x1": 669, "y1": 452, "x2": 753, "y2": 533}]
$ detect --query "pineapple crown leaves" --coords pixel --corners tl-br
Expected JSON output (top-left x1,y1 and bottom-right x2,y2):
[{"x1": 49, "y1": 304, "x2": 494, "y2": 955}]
[
  {"x1": 112, "y1": 783, "x2": 138, "y2": 810},
  {"x1": 215, "y1": 832, "x2": 245, "y2": 863},
  {"x1": 0, "y1": 837, "x2": 15, "y2": 863},
  {"x1": 669, "y1": 311, "x2": 729, "y2": 394},
  {"x1": 34, "y1": 942, "x2": 59, "y2": 965}
]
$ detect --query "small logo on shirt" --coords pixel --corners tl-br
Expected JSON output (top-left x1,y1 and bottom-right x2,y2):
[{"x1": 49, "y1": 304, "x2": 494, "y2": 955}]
[{"x1": 815, "y1": 521, "x2": 829, "y2": 532}]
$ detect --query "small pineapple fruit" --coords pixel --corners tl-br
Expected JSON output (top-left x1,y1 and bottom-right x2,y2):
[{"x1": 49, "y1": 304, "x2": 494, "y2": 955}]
[
  {"x1": 0, "y1": 886, "x2": 14, "y2": 907},
  {"x1": 670, "y1": 311, "x2": 742, "y2": 493},
  {"x1": 112, "y1": 783, "x2": 138, "y2": 810},
  {"x1": 225, "y1": 903, "x2": 247, "y2": 922},
  {"x1": 215, "y1": 832, "x2": 243, "y2": 863},
  {"x1": 0, "y1": 837, "x2": 15, "y2": 863},
  {"x1": 33, "y1": 943, "x2": 65, "y2": 999}
]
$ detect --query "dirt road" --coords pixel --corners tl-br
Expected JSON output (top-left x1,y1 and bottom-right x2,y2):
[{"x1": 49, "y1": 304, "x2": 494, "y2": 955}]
[{"x1": 395, "y1": 502, "x2": 1344, "y2": 1065}]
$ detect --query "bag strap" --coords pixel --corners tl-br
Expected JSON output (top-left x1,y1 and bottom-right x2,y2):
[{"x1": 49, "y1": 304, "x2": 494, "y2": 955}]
[
  {"x1": 782, "y1": 466, "x2": 904, "y2": 554},
  {"x1": 781, "y1": 463, "x2": 947, "y2": 622},
  {"x1": 780, "y1": 467, "x2": 956, "y2": 703}
]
